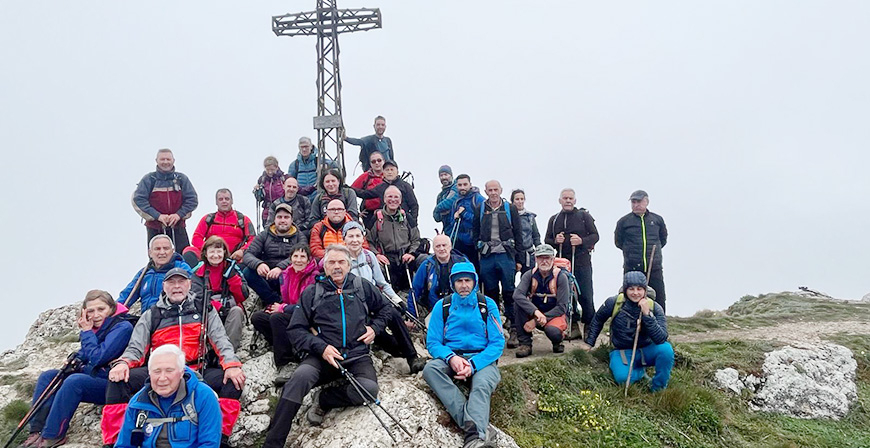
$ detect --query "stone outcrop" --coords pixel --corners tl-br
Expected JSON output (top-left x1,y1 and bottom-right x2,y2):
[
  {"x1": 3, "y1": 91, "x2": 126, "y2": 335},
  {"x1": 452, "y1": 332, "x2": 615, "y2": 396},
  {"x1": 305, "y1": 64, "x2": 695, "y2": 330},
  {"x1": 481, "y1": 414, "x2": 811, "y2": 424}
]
[
  {"x1": 0, "y1": 302, "x2": 520, "y2": 447},
  {"x1": 715, "y1": 343, "x2": 858, "y2": 420}
]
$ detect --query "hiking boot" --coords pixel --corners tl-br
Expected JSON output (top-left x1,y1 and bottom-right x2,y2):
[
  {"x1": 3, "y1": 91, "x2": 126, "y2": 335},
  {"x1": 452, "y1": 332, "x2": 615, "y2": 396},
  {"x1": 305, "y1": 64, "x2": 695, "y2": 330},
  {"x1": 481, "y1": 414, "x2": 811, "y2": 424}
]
[
  {"x1": 566, "y1": 321, "x2": 582, "y2": 340},
  {"x1": 484, "y1": 424, "x2": 498, "y2": 446},
  {"x1": 20, "y1": 433, "x2": 41, "y2": 448},
  {"x1": 553, "y1": 343, "x2": 565, "y2": 354},
  {"x1": 408, "y1": 357, "x2": 427, "y2": 375},
  {"x1": 36, "y1": 436, "x2": 66, "y2": 448},
  {"x1": 306, "y1": 390, "x2": 326, "y2": 426},
  {"x1": 463, "y1": 439, "x2": 487, "y2": 448},
  {"x1": 515, "y1": 345, "x2": 532, "y2": 358},
  {"x1": 273, "y1": 376, "x2": 290, "y2": 388},
  {"x1": 506, "y1": 328, "x2": 519, "y2": 349}
]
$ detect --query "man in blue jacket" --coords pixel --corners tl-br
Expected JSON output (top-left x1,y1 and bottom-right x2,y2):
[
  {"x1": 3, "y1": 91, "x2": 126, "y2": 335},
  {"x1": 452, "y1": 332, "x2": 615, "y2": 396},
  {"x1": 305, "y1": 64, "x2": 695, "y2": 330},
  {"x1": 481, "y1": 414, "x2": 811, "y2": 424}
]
[
  {"x1": 287, "y1": 137, "x2": 336, "y2": 198},
  {"x1": 445, "y1": 174, "x2": 485, "y2": 269},
  {"x1": 344, "y1": 115, "x2": 394, "y2": 171},
  {"x1": 433, "y1": 165, "x2": 458, "y2": 230},
  {"x1": 423, "y1": 262, "x2": 505, "y2": 448},
  {"x1": 410, "y1": 234, "x2": 468, "y2": 318},
  {"x1": 115, "y1": 344, "x2": 222, "y2": 448},
  {"x1": 118, "y1": 235, "x2": 192, "y2": 311}
]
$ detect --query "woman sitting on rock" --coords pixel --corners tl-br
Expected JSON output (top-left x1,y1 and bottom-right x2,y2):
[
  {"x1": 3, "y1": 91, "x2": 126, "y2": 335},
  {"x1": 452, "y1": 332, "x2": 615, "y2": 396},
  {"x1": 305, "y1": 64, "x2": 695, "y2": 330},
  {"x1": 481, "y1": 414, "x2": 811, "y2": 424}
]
[
  {"x1": 251, "y1": 243, "x2": 319, "y2": 367},
  {"x1": 190, "y1": 235, "x2": 249, "y2": 351},
  {"x1": 22, "y1": 290, "x2": 134, "y2": 448},
  {"x1": 582, "y1": 271, "x2": 674, "y2": 392}
]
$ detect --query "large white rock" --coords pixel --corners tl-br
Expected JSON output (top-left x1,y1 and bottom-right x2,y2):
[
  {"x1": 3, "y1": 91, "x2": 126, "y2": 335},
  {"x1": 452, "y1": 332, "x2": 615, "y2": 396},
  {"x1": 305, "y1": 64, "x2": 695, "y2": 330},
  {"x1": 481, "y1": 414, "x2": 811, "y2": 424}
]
[
  {"x1": 751, "y1": 343, "x2": 858, "y2": 419},
  {"x1": 713, "y1": 367, "x2": 744, "y2": 394}
]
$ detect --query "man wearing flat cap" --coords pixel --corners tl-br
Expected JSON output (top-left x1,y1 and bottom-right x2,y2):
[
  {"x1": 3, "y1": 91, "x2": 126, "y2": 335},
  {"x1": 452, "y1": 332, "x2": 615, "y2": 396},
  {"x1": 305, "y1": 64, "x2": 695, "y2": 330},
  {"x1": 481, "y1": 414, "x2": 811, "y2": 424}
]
[{"x1": 614, "y1": 190, "x2": 669, "y2": 312}]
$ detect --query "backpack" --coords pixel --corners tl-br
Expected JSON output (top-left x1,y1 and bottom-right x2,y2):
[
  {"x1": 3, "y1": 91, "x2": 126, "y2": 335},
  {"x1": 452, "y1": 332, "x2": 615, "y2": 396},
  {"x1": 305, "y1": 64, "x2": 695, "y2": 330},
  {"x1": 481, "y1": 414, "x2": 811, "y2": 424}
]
[
  {"x1": 528, "y1": 266, "x2": 565, "y2": 304},
  {"x1": 479, "y1": 199, "x2": 512, "y2": 228},
  {"x1": 204, "y1": 211, "x2": 248, "y2": 251},
  {"x1": 131, "y1": 385, "x2": 199, "y2": 446},
  {"x1": 611, "y1": 293, "x2": 656, "y2": 321},
  {"x1": 311, "y1": 275, "x2": 367, "y2": 313},
  {"x1": 441, "y1": 293, "x2": 489, "y2": 339}
]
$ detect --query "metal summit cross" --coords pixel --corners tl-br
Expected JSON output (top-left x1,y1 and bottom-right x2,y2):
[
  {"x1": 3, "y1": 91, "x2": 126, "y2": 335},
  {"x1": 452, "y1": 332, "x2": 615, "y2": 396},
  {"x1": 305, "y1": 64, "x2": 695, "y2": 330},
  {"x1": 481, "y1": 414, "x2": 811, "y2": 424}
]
[{"x1": 272, "y1": 1, "x2": 382, "y2": 177}]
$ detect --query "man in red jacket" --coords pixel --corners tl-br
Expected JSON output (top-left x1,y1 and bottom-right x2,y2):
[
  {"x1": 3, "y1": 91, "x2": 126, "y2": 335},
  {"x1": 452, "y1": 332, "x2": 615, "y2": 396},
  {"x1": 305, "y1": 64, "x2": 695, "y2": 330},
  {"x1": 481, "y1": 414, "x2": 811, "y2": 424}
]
[{"x1": 182, "y1": 188, "x2": 256, "y2": 266}]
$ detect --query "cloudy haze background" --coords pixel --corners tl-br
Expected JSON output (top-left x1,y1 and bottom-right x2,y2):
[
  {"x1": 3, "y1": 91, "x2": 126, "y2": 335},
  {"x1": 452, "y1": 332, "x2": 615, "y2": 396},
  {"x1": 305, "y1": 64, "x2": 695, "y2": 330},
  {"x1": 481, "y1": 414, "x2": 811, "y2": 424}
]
[{"x1": 1, "y1": 1, "x2": 867, "y2": 351}]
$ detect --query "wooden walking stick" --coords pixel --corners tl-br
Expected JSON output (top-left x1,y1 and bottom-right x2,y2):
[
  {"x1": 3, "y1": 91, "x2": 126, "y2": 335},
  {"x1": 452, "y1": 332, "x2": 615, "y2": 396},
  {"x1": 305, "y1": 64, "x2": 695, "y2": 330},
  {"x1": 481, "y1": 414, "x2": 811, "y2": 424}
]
[{"x1": 625, "y1": 245, "x2": 656, "y2": 397}]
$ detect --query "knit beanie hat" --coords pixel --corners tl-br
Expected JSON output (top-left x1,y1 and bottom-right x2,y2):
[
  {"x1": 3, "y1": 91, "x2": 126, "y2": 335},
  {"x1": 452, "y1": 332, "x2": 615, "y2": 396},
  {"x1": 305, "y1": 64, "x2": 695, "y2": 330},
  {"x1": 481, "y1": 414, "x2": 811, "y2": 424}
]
[
  {"x1": 438, "y1": 165, "x2": 453, "y2": 175},
  {"x1": 623, "y1": 271, "x2": 648, "y2": 291},
  {"x1": 341, "y1": 221, "x2": 365, "y2": 239}
]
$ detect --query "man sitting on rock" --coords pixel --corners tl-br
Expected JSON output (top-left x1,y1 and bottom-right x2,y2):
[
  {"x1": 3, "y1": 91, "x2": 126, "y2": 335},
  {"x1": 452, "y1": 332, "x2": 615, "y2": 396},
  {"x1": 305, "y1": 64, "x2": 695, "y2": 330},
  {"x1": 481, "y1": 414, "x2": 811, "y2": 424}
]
[
  {"x1": 582, "y1": 271, "x2": 673, "y2": 392},
  {"x1": 102, "y1": 268, "x2": 246, "y2": 448},
  {"x1": 423, "y1": 262, "x2": 505, "y2": 448},
  {"x1": 512, "y1": 244, "x2": 571, "y2": 358},
  {"x1": 242, "y1": 203, "x2": 307, "y2": 305},
  {"x1": 118, "y1": 234, "x2": 192, "y2": 311},
  {"x1": 115, "y1": 344, "x2": 222, "y2": 448},
  {"x1": 262, "y1": 245, "x2": 392, "y2": 448}
]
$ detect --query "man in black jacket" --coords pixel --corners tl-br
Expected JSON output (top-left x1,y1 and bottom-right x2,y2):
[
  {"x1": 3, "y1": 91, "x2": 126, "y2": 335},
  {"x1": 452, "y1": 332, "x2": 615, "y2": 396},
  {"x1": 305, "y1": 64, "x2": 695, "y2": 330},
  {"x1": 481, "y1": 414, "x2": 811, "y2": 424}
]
[
  {"x1": 614, "y1": 190, "x2": 669, "y2": 312},
  {"x1": 242, "y1": 204, "x2": 307, "y2": 305},
  {"x1": 473, "y1": 179, "x2": 523, "y2": 348},
  {"x1": 544, "y1": 188, "x2": 599, "y2": 340},
  {"x1": 262, "y1": 245, "x2": 391, "y2": 448}
]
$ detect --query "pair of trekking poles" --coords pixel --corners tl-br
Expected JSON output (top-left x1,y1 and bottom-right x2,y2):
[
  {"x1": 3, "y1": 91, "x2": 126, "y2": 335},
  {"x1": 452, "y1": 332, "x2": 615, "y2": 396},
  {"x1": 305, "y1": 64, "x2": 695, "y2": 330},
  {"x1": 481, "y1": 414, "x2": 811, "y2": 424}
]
[
  {"x1": 336, "y1": 356, "x2": 413, "y2": 442},
  {"x1": 3, "y1": 352, "x2": 82, "y2": 448},
  {"x1": 381, "y1": 256, "x2": 427, "y2": 332}
]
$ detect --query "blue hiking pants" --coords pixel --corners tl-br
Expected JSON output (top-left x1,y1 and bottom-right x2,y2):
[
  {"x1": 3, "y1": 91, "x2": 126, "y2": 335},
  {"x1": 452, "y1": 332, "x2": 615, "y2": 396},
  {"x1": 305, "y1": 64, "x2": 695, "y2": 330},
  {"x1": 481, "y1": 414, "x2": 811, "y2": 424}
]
[
  {"x1": 423, "y1": 359, "x2": 500, "y2": 444},
  {"x1": 609, "y1": 342, "x2": 674, "y2": 392},
  {"x1": 479, "y1": 253, "x2": 516, "y2": 325},
  {"x1": 243, "y1": 267, "x2": 282, "y2": 305},
  {"x1": 30, "y1": 370, "x2": 108, "y2": 439}
]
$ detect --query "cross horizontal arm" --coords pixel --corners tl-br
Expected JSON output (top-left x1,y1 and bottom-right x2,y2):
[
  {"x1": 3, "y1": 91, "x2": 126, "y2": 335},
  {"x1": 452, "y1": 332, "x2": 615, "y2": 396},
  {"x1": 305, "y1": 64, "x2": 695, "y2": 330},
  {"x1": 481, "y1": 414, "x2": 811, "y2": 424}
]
[{"x1": 272, "y1": 8, "x2": 382, "y2": 37}]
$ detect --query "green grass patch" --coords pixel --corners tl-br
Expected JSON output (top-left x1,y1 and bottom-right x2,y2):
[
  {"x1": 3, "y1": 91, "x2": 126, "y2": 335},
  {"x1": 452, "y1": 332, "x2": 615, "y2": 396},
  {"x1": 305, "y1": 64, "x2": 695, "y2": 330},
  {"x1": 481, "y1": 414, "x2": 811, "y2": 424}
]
[
  {"x1": 493, "y1": 339, "x2": 870, "y2": 448},
  {"x1": 668, "y1": 293, "x2": 870, "y2": 337}
]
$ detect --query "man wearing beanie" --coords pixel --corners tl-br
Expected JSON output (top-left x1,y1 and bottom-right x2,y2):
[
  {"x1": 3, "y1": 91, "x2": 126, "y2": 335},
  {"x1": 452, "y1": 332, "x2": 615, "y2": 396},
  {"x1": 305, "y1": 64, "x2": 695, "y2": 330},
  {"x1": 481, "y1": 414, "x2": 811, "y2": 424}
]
[
  {"x1": 433, "y1": 164, "x2": 459, "y2": 231},
  {"x1": 582, "y1": 271, "x2": 673, "y2": 392},
  {"x1": 423, "y1": 262, "x2": 504, "y2": 448}
]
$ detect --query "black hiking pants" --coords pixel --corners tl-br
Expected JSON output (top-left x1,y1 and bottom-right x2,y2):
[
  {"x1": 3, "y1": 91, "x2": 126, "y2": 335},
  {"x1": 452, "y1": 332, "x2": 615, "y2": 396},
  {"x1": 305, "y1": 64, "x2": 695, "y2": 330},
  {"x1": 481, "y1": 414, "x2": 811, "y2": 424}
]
[
  {"x1": 251, "y1": 307, "x2": 299, "y2": 367},
  {"x1": 374, "y1": 308, "x2": 419, "y2": 361}
]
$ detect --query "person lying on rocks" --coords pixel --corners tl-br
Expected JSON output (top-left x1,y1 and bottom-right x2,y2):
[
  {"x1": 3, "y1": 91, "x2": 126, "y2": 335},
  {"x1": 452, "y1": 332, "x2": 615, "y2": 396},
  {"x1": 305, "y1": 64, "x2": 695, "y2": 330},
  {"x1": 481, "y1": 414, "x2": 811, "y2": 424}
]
[
  {"x1": 512, "y1": 243, "x2": 571, "y2": 358},
  {"x1": 115, "y1": 345, "x2": 222, "y2": 448},
  {"x1": 20, "y1": 290, "x2": 133, "y2": 448},
  {"x1": 261, "y1": 244, "x2": 392, "y2": 448},
  {"x1": 423, "y1": 262, "x2": 505, "y2": 448},
  {"x1": 251, "y1": 243, "x2": 320, "y2": 368},
  {"x1": 581, "y1": 271, "x2": 674, "y2": 392},
  {"x1": 342, "y1": 221, "x2": 428, "y2": 374},
  {"x1": 102, "y1": 268, "x2": 245, "y2": 448}
]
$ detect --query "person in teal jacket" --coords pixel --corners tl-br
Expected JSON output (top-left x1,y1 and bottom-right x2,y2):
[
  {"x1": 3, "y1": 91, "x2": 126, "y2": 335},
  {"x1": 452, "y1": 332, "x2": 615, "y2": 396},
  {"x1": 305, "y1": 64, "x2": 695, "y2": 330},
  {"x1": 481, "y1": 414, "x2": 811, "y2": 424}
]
[
  {"x1": 423, "y1": 262, "x2": 505, "y2": 448},
  {"x1": 115, "y1": 345, "x2": 222, "y2": 448},
  {"x1": 118, "y1": 235, "x2": 192, "y2": 311}
]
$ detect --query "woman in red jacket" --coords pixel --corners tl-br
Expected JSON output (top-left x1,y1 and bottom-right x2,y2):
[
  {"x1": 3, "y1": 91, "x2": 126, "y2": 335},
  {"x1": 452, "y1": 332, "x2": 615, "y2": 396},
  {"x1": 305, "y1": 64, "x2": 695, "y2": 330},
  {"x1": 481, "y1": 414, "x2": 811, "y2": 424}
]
[
  {"x1": 251, "y1": 243, "x2": 319, "y2": 367},
  {"x1": 191, "y1": 235, "x2": 248, "y2": 351}
]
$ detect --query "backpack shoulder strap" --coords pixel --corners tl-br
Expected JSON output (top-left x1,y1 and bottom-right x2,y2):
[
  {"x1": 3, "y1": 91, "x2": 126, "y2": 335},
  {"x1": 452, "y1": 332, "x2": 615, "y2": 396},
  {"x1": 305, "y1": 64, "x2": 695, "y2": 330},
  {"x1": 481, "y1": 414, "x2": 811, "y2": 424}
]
[
  {"x1": 477, "y1": 293, "x2": 489, "y2": 338},
  {"x1": 375, "y1": 209, "x2": 385, "y2": 232},
  {"x1": 204, "y1": 213, "x2": 216, "y2": 231},
  {"x1": 611, "y1": 294, "x2": 626, "y2": 321},
  {"x1": 441, "y1": 296, "x2": 452, "y2": 341},
  {"x1": 148, "y1": 306, "x2": 165, "y2": 338},
  {"x1": 234, "y1": 211, "x2": 246, "y2": 229}
]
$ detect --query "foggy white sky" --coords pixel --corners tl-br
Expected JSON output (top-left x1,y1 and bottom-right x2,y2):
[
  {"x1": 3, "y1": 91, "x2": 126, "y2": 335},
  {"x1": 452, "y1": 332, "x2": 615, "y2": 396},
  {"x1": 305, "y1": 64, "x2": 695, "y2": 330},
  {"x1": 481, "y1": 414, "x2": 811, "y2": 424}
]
[{"x1": 1, "y1": 1, "x2": 868, "y2": 351}]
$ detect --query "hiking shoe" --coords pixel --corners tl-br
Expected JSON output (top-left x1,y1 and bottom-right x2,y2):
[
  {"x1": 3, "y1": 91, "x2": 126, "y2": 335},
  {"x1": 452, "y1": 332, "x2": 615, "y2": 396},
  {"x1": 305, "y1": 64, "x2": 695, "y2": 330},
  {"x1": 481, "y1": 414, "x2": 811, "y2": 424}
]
[
  {"x1": 553, "y1": 343, "x2": 565, "y2": 354},
  {"x1": 273, "y1": 376, "x2": 290, "y2": 388},
  {"x1": 463, "y1": 439, "x2": 487, "y2": 448},
  {"x1": 566, "y1": 321, "x2": 582, "y2": 340},
  {"x1": 515, "y1": 345, "x2": 532, "y2": 358},
  {"x1": 484, "y1": 424, "x2": 498, "y2": 446},
  {"x1": 506, "y1": 328, "x2": 519, "y2": 349},
  {"x1": 36, "y1": 436, "x2": 66, "y2": 448},
  {"x1": 306, "y1": 390, "x2": 326, "y2": 426},
  {"x1": 20, "y1": 433, "x2": 41, "y2": 448},
  {"x1": 408, "y1": 357, "x2": 427, "y2": 375}
]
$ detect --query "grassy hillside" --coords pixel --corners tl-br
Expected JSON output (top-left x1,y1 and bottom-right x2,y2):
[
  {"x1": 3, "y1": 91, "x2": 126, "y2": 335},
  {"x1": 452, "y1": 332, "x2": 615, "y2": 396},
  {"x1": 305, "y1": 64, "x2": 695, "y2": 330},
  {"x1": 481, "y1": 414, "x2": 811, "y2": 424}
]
[{"x1": 491, "y1": 293, "x2": 870, "y2": 448}]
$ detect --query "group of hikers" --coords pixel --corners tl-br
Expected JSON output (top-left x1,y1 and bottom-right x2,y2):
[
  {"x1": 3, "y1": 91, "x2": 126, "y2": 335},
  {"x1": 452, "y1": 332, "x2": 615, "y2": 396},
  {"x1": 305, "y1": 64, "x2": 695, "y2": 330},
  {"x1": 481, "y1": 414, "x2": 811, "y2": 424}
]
[{"x1": 19, "y1": 116, "x2": 674, "y2": 448}]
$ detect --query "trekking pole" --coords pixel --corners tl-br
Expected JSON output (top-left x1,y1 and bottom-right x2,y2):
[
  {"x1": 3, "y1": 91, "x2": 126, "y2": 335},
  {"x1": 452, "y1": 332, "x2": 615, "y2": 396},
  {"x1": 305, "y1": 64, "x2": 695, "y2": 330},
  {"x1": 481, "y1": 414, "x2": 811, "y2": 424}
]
[
  {"x1": 449, "y1": 218, "x2": 461, "y2": 246},
  {"x1": 337, "y1": 359, "x2": 413, "y2": 441},
  {"x1": 197, "y1": 267, "x2": 211, "y2": 374},
  {"x1": 404, "y1": 265, "x2": 423, "y2": 322},
  {"x1": 123, "y1": 261, "x2": 153, "y2": 308},
  {"x1": 625, "y1": 245, "x2": 656, "y2": 397},
  {"x1": 3, "y1": 353, "x2": 80, "y2": 448}
]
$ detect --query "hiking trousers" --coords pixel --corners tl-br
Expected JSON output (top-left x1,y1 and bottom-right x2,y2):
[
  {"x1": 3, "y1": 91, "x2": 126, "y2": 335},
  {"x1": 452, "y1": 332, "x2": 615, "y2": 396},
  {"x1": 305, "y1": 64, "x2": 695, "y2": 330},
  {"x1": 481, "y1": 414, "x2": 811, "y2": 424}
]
[
  {"x1": 609, "y1": 341, "x2": 674, "y2": 392},
  {"x1": 30, "y1": 371, "x2": 108, "y2": 439},
  {"x1": 146, "y1": 225, "x2": 189, "y2": 256},
  {"x1": 573, "y1": 264, "x2": 594, "y2": 325},
  {"x1": 373, "y1": 307, "x2": 419, "y2": 361},
  {"x1": 251, "y1": 307, "x2": 298, "y2": 367},
  {"x1": 514, "y1": 310, "x2": 566, "y2": 347},
  {"x1": 479, "y1": 253, "x2": 517, "y2": 325},
  {"x1": 423, "y1": 359, "x2": 500, "y2": 444},
  {"x1": 242, "y1": 267, "x2": 282, "y2": 305}
]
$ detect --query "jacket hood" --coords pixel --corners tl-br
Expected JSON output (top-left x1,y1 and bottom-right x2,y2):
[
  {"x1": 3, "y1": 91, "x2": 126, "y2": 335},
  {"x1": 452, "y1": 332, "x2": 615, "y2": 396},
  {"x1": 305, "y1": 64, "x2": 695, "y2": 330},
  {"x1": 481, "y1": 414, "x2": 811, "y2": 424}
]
[
  {"x1": 449, "y1": 262, "x2": 479, "y2": 302},
  {"x1": 269, "y1": 223, "x2": 298, "y2": 237},
  {"x1": 459, "y1": 186, "x2": 481, "y2": 197}
]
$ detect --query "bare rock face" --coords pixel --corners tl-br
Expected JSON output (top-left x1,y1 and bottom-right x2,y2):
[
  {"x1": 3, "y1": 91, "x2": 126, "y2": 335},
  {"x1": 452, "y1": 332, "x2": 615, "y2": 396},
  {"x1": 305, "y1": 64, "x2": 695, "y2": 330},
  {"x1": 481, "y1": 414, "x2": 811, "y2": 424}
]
[
  {"x1": 713, "y1": 367, "x2": 745, "y2": 394},
  {"x1": 861, "y1": 292, "x2": 870, "y2": 302},
  {"x1": 750, "y1": 343, "x2": 857, "y2": 419},
  {"x1": 0, "y1": 303, "x2": 520, "y2": 448}
]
